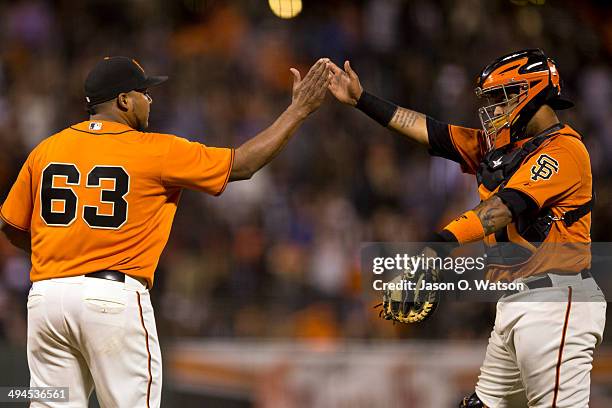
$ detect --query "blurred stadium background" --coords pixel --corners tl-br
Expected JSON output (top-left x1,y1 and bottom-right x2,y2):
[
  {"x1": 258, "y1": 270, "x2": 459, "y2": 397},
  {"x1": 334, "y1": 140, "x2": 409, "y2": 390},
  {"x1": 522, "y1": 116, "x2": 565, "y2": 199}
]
[{"x1": 0, "y1": 0, "x2": 611, "y2": 406}]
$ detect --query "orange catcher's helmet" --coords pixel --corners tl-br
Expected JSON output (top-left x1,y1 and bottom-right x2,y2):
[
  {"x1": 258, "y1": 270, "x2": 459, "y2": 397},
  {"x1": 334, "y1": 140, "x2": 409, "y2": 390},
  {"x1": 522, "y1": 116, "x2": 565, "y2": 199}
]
[{"x1": 475, "y1": 49, "x2": 573, "y2": 152}]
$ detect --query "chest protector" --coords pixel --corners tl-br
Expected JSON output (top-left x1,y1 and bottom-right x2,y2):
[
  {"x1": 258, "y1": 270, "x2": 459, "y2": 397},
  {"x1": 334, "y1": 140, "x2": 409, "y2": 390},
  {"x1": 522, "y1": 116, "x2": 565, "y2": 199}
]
[{"x1": 476, "y1": 124, "x2": 593, "y2": 266}]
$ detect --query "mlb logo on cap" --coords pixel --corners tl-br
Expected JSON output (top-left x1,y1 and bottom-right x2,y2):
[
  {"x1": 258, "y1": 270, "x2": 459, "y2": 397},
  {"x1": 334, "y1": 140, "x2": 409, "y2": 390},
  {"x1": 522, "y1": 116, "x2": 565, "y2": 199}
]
[{"x1": 89, "y1": 122, "x2": 103, "y2": 131}]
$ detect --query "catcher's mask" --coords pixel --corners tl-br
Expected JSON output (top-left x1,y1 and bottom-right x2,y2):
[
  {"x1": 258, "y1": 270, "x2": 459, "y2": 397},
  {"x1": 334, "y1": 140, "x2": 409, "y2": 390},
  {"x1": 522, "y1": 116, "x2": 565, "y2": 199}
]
[{"x1": 475, "y1": 49, "x2": 573, "y2": 153}]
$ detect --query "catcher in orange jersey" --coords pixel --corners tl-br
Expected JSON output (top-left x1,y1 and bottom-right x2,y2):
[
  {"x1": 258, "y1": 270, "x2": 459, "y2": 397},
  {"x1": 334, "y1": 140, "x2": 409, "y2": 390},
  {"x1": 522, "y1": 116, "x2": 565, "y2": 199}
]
[
  {"x1": 0, "y1": 56, "x2": 330, "y2": 407},
  {"x1": 329, "y1": 49, "x2": 606, "y2": 407}
]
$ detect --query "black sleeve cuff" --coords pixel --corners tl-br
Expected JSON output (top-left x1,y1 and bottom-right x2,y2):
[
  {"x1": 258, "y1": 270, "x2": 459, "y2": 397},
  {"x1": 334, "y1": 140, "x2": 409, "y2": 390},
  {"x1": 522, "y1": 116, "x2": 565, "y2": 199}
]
[
  {"x1": 355, "y1": 91, "x2": 398, "y2": 127},
  {"x1": 435, "y1": 230, "x2": 458, "y2": 243},
  {"x1": 428, "y1": 230, "x2": 459, "y2": 258},
  {"x1": 496, "y1": 188, "x2": 538, "y2": 218},
  {"x1": 426, "y1": 116, "x2": 463, "y2": 163}
]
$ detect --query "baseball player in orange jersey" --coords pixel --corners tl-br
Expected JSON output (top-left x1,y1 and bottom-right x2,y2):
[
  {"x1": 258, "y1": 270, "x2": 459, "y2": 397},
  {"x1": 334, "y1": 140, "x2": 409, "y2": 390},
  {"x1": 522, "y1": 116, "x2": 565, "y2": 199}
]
[
  {"x1": 329, "y1": 49, "x2": 606, "y2": 407},
  {"x1": 0, "y1": 56, "x2": 331, "y2": 407}
]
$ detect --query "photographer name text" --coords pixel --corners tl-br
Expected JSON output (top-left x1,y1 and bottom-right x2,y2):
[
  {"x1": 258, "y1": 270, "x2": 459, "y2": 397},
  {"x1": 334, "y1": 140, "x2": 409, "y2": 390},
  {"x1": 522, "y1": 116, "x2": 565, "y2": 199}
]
[{"x1": 372, "y1": 279, "x2": 525, "y2": 292}]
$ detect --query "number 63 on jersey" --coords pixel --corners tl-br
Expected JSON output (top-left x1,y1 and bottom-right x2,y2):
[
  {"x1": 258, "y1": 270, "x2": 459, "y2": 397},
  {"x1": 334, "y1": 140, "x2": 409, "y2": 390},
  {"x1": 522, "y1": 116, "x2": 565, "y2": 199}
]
[{"x1": 40, "y1": 163, "x2": 130, "y2": 230}]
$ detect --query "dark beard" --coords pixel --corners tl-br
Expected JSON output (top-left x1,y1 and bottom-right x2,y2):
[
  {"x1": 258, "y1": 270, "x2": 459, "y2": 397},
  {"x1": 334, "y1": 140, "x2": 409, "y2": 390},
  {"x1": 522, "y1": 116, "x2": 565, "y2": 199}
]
[{"x1": 135, "y1": 117, "x2": 148, "y2": 131}]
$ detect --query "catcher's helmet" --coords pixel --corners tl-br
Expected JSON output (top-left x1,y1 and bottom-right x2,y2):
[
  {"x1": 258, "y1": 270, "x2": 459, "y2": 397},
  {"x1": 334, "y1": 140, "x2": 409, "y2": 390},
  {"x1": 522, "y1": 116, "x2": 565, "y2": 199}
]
[{"x1": 475, "y1": 49, "x2": 573, "y2": 152}]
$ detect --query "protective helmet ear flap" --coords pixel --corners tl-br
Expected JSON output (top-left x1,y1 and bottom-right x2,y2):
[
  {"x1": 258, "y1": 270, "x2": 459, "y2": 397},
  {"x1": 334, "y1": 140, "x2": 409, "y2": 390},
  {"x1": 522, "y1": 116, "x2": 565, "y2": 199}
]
[
  {"x1": 546, "y1": 59, "x2": 574, "y2": 110},
  {"x1": 548, "y1": 59, "x2": 560, "y2": 90},
  {"x1": 509, "y1": 82, "x2": 554, "y2": 142}
]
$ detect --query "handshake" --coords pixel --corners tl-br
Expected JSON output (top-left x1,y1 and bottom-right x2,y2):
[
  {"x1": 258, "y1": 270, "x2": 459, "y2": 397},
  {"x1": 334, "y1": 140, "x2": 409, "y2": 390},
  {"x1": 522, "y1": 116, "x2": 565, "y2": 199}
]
[{"x1": 289, "y1": 57, "x2": 365, "y2": 117}]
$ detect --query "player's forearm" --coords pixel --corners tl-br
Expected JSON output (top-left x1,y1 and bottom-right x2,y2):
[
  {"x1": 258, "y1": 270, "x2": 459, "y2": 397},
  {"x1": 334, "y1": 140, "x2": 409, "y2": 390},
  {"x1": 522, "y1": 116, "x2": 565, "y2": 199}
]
[
  {"x1": 437, "y1": 196, "x2": 513, "y2": 244},
  {"x1": 0, "y1": 222, "x2": 31, "y2": 254},
  {"x1": 356, "y1": 92, "x2": 429, "y2": 146},
  {"x1": 473, "y1": 196, "x2": 513, "y2": 235},
  {"x1": 230, "y1": 105, "x2": 307, "y2": 181},
  {"x1": 388, "y1": 107, "x2": 429, "y2": 146}
]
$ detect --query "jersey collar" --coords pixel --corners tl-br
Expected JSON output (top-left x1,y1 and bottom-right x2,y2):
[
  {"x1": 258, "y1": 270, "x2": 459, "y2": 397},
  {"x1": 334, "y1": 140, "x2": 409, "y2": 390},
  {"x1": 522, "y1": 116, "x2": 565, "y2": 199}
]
[
  {"x1": 70, "y1": 120, "x2": 136, "y2": 135},
  {"x1": 513, "y1": 123, "x2": 580, "y2": 149}
]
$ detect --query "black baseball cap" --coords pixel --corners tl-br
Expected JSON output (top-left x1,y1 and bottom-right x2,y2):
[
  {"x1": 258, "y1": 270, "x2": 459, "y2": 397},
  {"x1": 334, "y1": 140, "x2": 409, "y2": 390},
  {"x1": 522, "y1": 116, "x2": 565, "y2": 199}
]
[{"x1": 84, "y1": 56, "x2": 168, "y2": 107}]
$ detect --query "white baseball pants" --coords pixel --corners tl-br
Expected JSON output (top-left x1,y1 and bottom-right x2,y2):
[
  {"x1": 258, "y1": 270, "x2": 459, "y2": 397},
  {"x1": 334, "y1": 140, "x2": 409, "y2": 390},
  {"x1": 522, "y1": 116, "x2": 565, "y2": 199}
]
[
  {"x1": 476, "y1": 273, "x2": 606, "y2": 408},
  {"x1": 27, "y1": 275, "x2": 162, "y2": 408}
]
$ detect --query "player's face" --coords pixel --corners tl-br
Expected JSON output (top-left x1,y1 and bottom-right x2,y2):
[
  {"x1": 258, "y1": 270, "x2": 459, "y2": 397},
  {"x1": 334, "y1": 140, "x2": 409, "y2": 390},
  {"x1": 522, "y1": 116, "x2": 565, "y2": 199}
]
[
  {"x1": 476, "y1": 82, "x2": 528, "y2": 151},
  {"x1": 130, "y1": 90, "x2": 152, "y2": 130},
  {"x1": 493, "y1": 93, "x2": 519, "y2": 116},
  {"x1": 478, "y1": 83, "x2": 526, "y2": 120}
]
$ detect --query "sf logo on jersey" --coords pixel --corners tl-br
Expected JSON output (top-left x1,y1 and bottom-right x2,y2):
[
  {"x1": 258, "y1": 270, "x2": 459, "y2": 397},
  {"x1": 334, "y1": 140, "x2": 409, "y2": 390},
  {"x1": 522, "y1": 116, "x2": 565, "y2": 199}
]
[{"x1": 530, "y1": 154, "x2": 559, "y2": 181}]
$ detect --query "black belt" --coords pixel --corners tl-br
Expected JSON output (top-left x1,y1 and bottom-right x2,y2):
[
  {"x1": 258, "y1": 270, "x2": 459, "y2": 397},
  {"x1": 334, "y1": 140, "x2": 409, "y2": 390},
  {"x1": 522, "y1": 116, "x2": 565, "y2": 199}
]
[
  {"x1": 506, "y1": 269, "x2": 592, "y2": 296},
  {"x1": 84, "y1": 270, "x2": 125, "y2": 283}
]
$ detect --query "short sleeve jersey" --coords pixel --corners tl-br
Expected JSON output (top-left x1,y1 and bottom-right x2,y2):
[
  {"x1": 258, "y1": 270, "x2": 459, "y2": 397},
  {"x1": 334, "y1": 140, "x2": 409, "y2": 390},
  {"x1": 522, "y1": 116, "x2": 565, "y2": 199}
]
[
  {"x1": 0, "y1": 120, "x2": 234, "y2": 287},
  {"x1": 428, "y1": 118, "x2": 592, "y2": 280}
]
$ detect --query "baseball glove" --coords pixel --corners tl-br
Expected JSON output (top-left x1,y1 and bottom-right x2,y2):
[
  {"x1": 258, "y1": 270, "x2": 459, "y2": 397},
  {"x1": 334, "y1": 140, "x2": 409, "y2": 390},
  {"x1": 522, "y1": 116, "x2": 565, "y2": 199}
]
[{"x1": 377, "y1": 248, "x2": 441, "y2": 324}]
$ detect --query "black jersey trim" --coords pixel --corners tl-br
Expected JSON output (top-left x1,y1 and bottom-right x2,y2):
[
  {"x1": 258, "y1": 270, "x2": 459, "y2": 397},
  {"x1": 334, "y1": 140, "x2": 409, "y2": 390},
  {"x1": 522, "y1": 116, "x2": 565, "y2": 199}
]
[
  {"x1": 496, "y1": 188, "x2": 539, "y2": 218},
  {"x1": 69, "y1": 126, "x2": 135, "y2": 136},
  {"x1": 0, "y1": 207, "x2": 30, "y2": 231},
  {"x1": 426, "y1": 117, "x2": 463, "y2": 163},
  {"x1": 215, "y1": 148, "x2": 235, "y2": 196}
]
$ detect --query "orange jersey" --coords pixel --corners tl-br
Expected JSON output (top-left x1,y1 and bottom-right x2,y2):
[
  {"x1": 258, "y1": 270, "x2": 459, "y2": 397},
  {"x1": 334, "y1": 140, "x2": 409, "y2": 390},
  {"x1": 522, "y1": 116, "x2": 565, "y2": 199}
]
[
  {"x1": 0, "y1": 120, "x2": 234, "y2": 287},
  {"x1": 427, "y1": 118, "x2": 592, "y2": 280}
]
